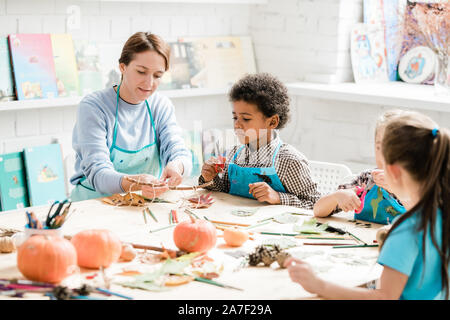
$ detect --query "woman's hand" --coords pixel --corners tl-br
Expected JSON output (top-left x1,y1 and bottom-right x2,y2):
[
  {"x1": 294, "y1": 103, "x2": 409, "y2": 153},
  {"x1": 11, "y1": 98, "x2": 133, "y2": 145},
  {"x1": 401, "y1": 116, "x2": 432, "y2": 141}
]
[
  {"x1": 200, "y1": 157, "x2": 224, "y2": 182},
  {"x1": 160, "y1": 160, "x2": 184, "y2": 187},
  {"x1": 334, "y1": 189, "x2": 361, "y2": 212},
  {"x1": 122, "y1": 174, "x2": 169, "y2": 199},
  {"x1": 284, "y1": 257, "x2": 325, "y2": 294},
  {"x1": 248, "y1": 182, "x2": 281, "y2": 204}
]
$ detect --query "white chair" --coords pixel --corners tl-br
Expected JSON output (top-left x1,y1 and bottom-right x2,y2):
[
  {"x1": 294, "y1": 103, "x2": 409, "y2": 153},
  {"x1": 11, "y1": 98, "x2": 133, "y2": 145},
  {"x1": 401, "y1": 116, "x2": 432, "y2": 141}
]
[{"x1": 308, "y1": 160, "x2": 354, "y2": 195}]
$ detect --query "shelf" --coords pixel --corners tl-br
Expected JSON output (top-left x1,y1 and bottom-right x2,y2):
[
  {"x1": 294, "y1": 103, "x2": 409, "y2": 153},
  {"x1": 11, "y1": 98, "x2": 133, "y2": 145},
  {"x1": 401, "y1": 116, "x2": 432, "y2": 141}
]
[
  {"x1": 286, "y1": 82, "x2": 450, "y2": 113},
  {"x1": 0, "y1": 87, "x2": 229, "y2": 112},
  {"x1": 98, "y1": 0, "x2": 267, "y2": 3}
]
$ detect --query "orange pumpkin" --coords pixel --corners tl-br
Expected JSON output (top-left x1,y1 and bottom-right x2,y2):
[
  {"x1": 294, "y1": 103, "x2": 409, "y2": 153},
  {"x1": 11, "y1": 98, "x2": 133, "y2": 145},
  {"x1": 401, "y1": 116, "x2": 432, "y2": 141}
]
[
  {"x1": 71, "y1": 229, "x2": 122, "y2": 269},
  {"x1": 17, "y1": 235, "x2": 77, "y2": 283},
  {"x1": 173, "y1": 215, "x2": 217, "y2": 253},
  {"x1": 223, "y1": 227, "x2": 249, "y2": 247}
]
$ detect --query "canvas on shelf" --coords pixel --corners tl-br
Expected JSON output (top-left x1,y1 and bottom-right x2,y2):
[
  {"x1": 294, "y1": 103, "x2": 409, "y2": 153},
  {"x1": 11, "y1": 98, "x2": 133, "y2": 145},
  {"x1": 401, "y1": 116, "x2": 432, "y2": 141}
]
[
  {"x1": 8, "y1": 34, "x2": 58, "y2": 100},
  {"x1": 350, "y1": 23, "x2": 389, "y2": 83},
  {"x1": 0, "y1": 37, "x2": 15, "y2": 101},
  {"x1": 51, "y1": 33, "x2": 79, "y2": 97},
  {"x1": 23, "y1": 144, "x2": 66, "y2": 207},
  {"x1": 0, "y1": 152, "x2": 29, "y2": 211},
  {"x1": 74, "y1": 40, "x2": 103, "y2": 95}
]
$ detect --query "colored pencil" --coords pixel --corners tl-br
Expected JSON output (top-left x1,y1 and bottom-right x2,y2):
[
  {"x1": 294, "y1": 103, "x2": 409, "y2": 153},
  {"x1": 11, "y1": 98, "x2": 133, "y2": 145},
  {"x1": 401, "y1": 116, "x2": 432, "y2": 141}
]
[
  {"x1": 304, "y1": 242, "x2": 350, "y2": 246},
  {"x1": 95, "y1": 287, "x2": 133, "y2": 300},
  {"x1": 332, "y1": 244, "x2": 379, "y2": 249},
  {"x1": 142, "y1": 209, "x2": 148, "y2": 224},
  {"x1": 184, "y1": 208, "x2": 200, "y2": 220},
  {"x1": 260, "y1": 232, "x2": 298, "y2": 237},
  {"x1": 169, "y1": 210, "x2": 173, "y2": 224},
  {"x1": 149, "y1": 224, "x2": 176, "y2": 233},
  {"x1": 206, "y1": 219, "x2": 250, "y2": 227},
  {"x1": 244, "y1": 220, "x2": 271, "y2": 230},
  {"x1": 146, "y1": 208, "x2": 158, "y2": 222},
  {"x1": 194, "y1": 277, "x2": 243, "y2": 291}
]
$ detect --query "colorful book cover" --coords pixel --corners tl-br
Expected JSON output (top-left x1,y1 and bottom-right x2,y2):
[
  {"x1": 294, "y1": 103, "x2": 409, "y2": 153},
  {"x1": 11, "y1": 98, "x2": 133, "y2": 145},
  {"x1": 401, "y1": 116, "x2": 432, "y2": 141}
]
[
  {"x1": 0, "y1": 152, "x2": 29, "y2": 211},
  {"x1": 23, "y1": 144, "x2": 66, "y2": 207},
  {"x1": 183, "y1": 130, "x2": 203, "y2": 178},
  {"x1": 0, "y1": 37, "x2": 15, "y2": 101},
  {"x1": 350, "y1": 23, "x2": 389, "y2": 83},
  {"x1": 51, "y1": 34, "x2": 79, "y2": 97},
  {"x1": 74, "y1": 40, "x2": 103, "y2": 95},
  {"x1": 363, "y1": 0, "x2": 405, "y2": 81},
  {"x1": 8, "y1": 34, "x2": 58, "y2": 100}
]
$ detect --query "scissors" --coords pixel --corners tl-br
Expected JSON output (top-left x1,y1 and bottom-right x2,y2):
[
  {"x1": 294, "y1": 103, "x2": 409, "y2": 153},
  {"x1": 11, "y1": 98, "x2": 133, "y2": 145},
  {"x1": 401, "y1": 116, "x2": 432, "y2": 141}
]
[{"x1": 46, "y1": 199, "x2": 71, "y2": 228}]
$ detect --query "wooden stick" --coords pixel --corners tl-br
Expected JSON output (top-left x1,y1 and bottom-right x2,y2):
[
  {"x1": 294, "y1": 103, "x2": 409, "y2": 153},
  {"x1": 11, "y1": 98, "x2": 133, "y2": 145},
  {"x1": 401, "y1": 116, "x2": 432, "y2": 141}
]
[
  {"x1": 127, "y1": 243, "x2": 185, "y2": 257},
  {"x1": 125, "y1": 176, "x2": 213, "y2": 190}
]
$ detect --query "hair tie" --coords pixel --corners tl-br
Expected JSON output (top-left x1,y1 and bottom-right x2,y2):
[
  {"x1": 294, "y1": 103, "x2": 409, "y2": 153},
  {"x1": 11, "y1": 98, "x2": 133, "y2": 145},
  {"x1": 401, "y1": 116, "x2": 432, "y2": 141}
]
[{"x1": 432, "y1": 128, "x2": 439, "y2": 137}]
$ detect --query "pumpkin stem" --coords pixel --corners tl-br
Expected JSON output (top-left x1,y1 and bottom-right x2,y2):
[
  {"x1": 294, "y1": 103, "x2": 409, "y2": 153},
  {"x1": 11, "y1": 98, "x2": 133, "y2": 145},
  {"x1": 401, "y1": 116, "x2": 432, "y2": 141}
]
[{"x1": 188, "y1": 212, "x2": 196, "y2": 223}]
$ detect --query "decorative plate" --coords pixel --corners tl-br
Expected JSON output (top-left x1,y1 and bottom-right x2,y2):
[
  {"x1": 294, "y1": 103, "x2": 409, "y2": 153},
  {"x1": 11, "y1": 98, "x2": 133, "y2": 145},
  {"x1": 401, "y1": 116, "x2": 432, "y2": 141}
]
[{"x1": 399, "y1": 46, "x2": 436, "y2": 84}]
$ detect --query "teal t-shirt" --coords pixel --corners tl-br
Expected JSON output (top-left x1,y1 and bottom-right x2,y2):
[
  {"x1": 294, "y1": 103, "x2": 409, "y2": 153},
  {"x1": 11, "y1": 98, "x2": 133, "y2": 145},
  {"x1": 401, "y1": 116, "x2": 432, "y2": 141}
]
[{"x1": 377, "y1": 208, "x2": 446, "y2": 300}]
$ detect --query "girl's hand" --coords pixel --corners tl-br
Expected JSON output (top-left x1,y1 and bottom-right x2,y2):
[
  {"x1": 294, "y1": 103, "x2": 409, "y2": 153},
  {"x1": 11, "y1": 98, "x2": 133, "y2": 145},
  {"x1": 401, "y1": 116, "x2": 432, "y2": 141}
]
[
  {"x1": 201, "y1": 157, "x2": 224, "y2": 182},
  {"x1": 334, "y1": 189, "x2": 361, "y2": 212},
  {"x1": 248, "y1": 182, "x2": 281, "y2": 204},
  {"x1": 161, "y1": 161, "x2": 184, "y2": 187},
  {"x1": 284, "y1": 257, "x2": 324, "y2": 294}
]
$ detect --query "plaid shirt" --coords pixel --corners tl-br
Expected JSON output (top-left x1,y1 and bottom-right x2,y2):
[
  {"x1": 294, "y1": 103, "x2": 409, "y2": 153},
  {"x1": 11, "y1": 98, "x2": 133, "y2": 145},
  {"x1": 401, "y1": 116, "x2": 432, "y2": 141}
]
[{"x1": 198, "y1": 133, "x2": 321, "y2": 209}]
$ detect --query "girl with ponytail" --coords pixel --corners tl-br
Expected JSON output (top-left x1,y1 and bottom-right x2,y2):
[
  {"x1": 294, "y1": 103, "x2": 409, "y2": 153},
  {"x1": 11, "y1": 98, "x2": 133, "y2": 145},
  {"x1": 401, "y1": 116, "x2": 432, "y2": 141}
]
[{"x1": 284, "y1": 111, "x2": 450, "y2": 300}]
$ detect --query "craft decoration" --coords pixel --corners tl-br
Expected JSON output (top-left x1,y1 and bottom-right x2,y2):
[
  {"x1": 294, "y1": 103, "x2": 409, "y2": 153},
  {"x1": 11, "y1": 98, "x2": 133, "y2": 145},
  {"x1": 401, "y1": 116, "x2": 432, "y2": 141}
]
[
  {"x1": 247, "y1": 244, "x2": 291, "y2": 268},
  {"x1": 398, "y1": 46, "x2": 437, "y2": 84},
  {"x1": 17, "y1": 235, "x2": 77, "y2": 283},
  {"x1": 173, "y1": 215, "x2": 217, "y2": 253},
  {"x1": 230, "y1": 208, "x2": 258, "y2": 217},
  {"x1": 124, "y1": 176, "x2": 213, "y2": 190},
  {"x1": 223, "y1": 227, "x2": 249, "y2": 247},
  {"x1": 186, "y1": 193, "x2": 215, "y2": 209},
  {"x1": 293, "y1": 218, "x2": 329, "y2": 235},
  {"x1": 101, "y1": 192, "x2": 147, "y2": 207},
  {"x1": 70, "y1": 229, "x2": 122, "y2": 269},
  {"x1": 350, "y1": 23, "x2": 389, "y2": 83}
]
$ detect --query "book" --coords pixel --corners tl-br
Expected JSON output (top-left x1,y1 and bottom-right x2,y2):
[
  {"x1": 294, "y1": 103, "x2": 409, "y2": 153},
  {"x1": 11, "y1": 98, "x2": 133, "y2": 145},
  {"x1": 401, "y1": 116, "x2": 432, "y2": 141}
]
[
  {"x1": 0, "y1": 37, "x2": 15, "y2": 101},
  {"x1": 159, "y1": 42, "x2": 196, "y2": 90},
  {"x1": 23, "y1": 144, "x2": 66, "y2": 207},
  {"x1": 74, "y1": 40, "x2": 103, "y2": 95},
  {"x1": 8, "y1": 34, "x2": 58, "y2": 100},
  {"x1": 180, "y1": 36, "x2": 257, "y2": 89},
  {"x1": 350, "y1": 23, "x2": 389, "y2": 83},
  {"x1": 51, "y1": 34, "x2": 79, "y2": 97},
  {"x1": 0, "y1": 152, "x2": 29, "y2": 211}
]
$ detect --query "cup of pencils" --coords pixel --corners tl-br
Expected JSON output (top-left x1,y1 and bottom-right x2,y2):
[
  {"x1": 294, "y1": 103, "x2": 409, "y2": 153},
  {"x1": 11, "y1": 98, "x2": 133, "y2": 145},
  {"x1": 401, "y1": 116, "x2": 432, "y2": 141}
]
[{"x1": 24, "y1": 200, "x2": 73, "y2": 240}]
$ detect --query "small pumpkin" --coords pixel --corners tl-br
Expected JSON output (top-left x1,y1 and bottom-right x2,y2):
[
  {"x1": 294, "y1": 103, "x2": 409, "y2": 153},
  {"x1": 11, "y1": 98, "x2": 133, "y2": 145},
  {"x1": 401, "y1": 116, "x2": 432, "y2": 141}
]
[
  {"x1": 71, "y1": 229, "x2": 122, "y2": 269},
  {"x1": 223, "y1": 227, "x2": 249, "y2": 247},
  {"x1": 120, "y1": 243, "x2": 137, "y2": 261},
  {"x1": 0, "y1": 236, "x2": 16, "y2": 253},
  {"x1": 17, "y1": 235, "x2": 77, "y2": 283},
  {"x1": 173, "y1": 215, "x2": 217, "y2": 253}
]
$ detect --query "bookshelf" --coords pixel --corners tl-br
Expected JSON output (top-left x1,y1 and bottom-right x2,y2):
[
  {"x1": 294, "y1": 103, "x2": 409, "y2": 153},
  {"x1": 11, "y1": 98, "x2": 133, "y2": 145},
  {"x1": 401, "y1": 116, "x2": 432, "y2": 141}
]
[{"x1": 0, "y1": 87, "x2": 229, "y2": 112}]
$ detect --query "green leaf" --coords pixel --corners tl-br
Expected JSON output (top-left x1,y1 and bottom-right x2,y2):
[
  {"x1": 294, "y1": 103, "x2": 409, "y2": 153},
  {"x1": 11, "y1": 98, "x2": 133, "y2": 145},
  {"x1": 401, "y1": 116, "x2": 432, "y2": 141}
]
[
  {"x1": 293, "y1": 218, "x2": 328, "y2": 234},
  {"x1": 160, "y1": 258, "x2": 192, "y2": 275}
]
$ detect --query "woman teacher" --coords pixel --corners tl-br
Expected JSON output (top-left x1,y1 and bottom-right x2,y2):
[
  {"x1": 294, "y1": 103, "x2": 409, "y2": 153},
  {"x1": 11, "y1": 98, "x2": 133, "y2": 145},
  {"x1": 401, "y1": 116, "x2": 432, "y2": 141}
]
[{"x1": 70, "y1": 32, "x2": 192, "y2": 201}]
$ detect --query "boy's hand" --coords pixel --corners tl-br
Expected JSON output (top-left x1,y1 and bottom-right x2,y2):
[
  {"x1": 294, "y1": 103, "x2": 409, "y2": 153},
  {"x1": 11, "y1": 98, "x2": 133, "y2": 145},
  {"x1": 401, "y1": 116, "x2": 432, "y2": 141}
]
[
  {"x1": 372, "y1": 169, "x2": 391, "y2": 192},
  {"x1": 284, "y1": 257, "x2": 324, "y2": 294},
  {"x1": 334, "y1": 189, "x2": 361, "y2": 212},
  {"x1": 201, "y1": 156, "x2": 225, "y2": 182},
  {"x1": 248, "y1": 182, "x2": 281, "y2": 204}
]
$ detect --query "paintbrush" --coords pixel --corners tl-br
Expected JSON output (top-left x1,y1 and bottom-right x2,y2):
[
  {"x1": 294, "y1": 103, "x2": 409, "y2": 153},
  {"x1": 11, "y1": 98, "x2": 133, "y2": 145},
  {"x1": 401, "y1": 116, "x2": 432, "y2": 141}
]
[{"x1": 194, "y1": 277, "x2": 243, "y2": 291}]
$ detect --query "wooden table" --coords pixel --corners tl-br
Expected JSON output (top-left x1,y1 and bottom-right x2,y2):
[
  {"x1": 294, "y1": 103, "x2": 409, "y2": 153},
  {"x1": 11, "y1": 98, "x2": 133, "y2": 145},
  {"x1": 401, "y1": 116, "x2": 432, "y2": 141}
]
[{"x1": 0, "y1": 190, "x2": 384, "y2": 300}]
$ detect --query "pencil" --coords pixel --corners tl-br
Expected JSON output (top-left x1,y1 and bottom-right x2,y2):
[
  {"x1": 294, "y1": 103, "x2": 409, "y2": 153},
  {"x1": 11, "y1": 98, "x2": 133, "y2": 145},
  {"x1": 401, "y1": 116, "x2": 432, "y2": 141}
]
[
  {"x1": 207, "y1": 219, "x2": 250, "y2": 227},
  {"x1": 142, "y1": 209, "x2": 148, "y2": 224},
  {"x1": 244, "y1": 220, "x2": 271, "y2": 230},
  {"x1": 304, "y1": 242, "x2": 349, "y2": 246},
  {"x1": 295, "y1": 236, "x2": 353, "y2": 240},
  {"x1": 149, "y1": 224, "x2": 176, "y2": 233},
  {"x1": 169, "y1": 210, "x2": 173, "y2": 224},
  {"x1": 184, "y1": 208, "x2": 200, "y2": 220},
  {"x1": 260, "y1": 232, "x2": 298, "y2": 237},
  {"x1": 146, "y1": 208, "x2": 158, "y2": 222},
  {"x1": 95, "y1": 287, "x2": 133, "y2": 300},
  {"x1": 332, "y1": 244, "x2": 379, "y2": 249}
]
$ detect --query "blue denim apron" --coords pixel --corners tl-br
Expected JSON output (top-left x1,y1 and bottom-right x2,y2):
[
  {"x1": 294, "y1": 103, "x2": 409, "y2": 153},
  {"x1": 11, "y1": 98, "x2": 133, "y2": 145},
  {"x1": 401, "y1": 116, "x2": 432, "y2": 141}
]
[
  {"x1": 70, "y1": 84, "x2": 162, "y2": 201},
  {"x1": 228, "y1": 141, "x2": 286, "y2": 199}
]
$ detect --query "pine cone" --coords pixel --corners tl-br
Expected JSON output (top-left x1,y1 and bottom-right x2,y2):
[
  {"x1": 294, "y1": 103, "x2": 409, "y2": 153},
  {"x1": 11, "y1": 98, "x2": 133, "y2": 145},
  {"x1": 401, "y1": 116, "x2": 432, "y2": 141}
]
[
  {"x1": 276, "y1": 251, "x2": 291, "y2": 268},
  {"x1": 74, "y1": 284, "x2": 94, "y2": 296},
  {"x1": 52, "y1": 286, "x2": 72, "y2": 300},
  {"x1": 248, "y1": 252, "x2": 260, "y2": 266}
]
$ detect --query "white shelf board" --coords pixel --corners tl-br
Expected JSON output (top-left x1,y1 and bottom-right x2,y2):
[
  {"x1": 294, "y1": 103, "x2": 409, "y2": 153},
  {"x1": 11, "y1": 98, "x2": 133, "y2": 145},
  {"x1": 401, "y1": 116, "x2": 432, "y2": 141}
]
[
  {"x1": 98, "y1": 0, "x2": 267, "y2": 3},
  {"x1": 286, "y1": 82, "x2": 450, "y2": 113},
  {"x1": 0, "y1": 87, "x2": 229, "y2": 112}
]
